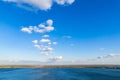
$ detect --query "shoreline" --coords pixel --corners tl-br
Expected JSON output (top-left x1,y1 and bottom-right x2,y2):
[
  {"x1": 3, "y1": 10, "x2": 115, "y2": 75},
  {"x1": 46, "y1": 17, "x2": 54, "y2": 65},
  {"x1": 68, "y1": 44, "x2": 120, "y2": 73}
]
[{"x1": 0, "y1": 65, "x2": 120, "y2": 69}]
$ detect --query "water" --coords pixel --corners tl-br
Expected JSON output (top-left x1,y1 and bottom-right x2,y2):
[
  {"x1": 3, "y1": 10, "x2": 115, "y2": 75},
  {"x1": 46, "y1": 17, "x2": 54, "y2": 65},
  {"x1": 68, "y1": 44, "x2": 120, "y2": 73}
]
[{"x1": 0, "y1": 68, "x2": 120, "y2": 80}]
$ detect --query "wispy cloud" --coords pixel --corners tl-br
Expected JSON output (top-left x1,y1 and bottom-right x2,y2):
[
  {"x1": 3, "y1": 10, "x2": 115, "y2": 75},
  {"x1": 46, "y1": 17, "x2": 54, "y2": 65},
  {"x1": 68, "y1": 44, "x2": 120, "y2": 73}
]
[
  {"x1": 49, "y1": 56, "x2": 63, "y2": 62},
  {"x1": 53, "y1": 42, "x2": 58, "y2": 45},
  {"x1": 99, "y1": 48, "x2": 106, "y2": 51},
  {"x1": 97, "y1": 53, "x2": 120, "y2": 59},
  {"x1": 42, "y1": 35, "x2": 50, "y2": 38},
  {"x1": 2, "y1": 0, "x2": 75, "y2": 11},
  {"x1": 0, "y1": 59, "x2": 48, "y2": 65}
]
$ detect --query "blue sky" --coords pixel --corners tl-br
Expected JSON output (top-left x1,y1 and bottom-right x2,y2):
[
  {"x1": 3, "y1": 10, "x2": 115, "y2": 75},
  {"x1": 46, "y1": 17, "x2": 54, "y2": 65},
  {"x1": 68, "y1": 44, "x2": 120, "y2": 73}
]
[{"x1": 0, "y1": 0, "x2": 120, "y2": 65}]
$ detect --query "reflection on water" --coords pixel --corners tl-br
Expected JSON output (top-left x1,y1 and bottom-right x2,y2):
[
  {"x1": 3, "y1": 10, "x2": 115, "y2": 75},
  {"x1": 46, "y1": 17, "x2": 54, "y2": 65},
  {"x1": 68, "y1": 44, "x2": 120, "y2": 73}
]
[{"x1": 0, "y1": 68, "x2": 120, "y2": 80}]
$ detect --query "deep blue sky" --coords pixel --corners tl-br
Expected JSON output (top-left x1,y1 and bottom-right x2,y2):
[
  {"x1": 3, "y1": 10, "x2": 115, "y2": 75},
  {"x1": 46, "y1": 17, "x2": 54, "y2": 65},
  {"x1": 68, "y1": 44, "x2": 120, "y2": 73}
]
[{"x1": 0, "y1": 0, "x2": 120, "y2": 64}]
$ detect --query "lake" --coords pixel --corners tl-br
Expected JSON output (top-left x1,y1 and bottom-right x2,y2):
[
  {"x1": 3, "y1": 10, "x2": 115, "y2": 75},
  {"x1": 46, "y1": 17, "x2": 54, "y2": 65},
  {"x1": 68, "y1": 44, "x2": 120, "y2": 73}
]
[{"x1": 0, "y1": 68, "x2": 120, "y2": 80}]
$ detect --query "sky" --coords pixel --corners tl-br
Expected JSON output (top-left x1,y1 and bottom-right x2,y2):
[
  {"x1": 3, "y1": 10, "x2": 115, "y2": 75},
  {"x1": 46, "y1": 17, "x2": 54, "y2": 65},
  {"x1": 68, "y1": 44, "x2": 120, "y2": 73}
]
[{"x1": 0, "y1": 0, "x2": 120, "y2": 65}]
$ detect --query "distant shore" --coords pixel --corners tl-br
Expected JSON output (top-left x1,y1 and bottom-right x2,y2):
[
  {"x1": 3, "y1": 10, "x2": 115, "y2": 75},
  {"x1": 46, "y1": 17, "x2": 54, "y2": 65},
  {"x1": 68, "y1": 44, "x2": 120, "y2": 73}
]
[{"x1": 0, "y1": 65, "x2": 120, "y2": 69}]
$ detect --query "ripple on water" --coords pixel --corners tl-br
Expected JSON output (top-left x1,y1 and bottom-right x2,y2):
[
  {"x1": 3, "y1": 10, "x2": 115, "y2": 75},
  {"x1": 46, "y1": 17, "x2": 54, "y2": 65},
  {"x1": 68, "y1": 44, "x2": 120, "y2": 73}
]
[{"x1": 0, "y1": 68, "x2": 120, "y2": 80}]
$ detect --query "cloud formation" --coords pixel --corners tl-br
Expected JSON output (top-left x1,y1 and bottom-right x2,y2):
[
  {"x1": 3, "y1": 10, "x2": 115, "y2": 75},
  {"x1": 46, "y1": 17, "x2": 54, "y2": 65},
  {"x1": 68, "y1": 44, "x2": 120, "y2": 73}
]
[
  {"x1": 32, "y1": 39, "x2": 58, "y2": 57},
  {"x1": 3, "y1": 0, "x2": 75, "y2": 11},
  {"x1": 42, "y1": 35, "x2": 50, "y2": 38},
  {"x1": 55, "y1": 0, "x2": 74, "y2": 5},
  {"x1": 49, "y1": 56, "x2": 63, "y2": 62},
  {"x1": 40, "y1": 39, "x2": 51, "y2": 43},
  {"x1": 32, "y1": 38, "x2": 55, "y2": 56},
  {"x1": 21, "y1": 19, "x2": 54, "y2": 34},
  {"x1": 97, "y1": 53, "x2": 120, "y2": 59},
  {"x1": 53, "y1": 42, "x2": 58, "y2": 45},
  {"x1": 32, "y1": 40, "x2": 38, "y2": 44},
  {"x1": 21, "y1": 27, "x2": 33, "y2": 34},
  {"x1": 21, "y1": 19, "x2": 62, "y2": 62}
]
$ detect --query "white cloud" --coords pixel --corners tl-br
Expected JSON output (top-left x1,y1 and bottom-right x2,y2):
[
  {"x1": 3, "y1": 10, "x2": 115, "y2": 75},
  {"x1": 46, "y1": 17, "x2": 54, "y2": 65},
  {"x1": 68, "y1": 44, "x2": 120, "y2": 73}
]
[
  {"x1": 32, "y1": 40, "x2": 38, "y2": 44},
  {"x1": 41, "y1": 52, "x2": 49, "y2": 56},
  {"x1": 40, "y1": 39, "x2": 51, "y2": 43},
  {"x1": 3, "y1": 0, "x2": 53, "y2": 10},
  {"x1": 46, "y1": 19, "x2": 53, "y2": 26},
  {"x1": 39, "y1": 24, "x2": 45, "y2": 28},
  {"x1": 108, "y1": 54, "x2": 120, "y2": 57},
  {"x1": 34, "y1": 44, "x2": 41, "y2": 49},
  {"x1": 16, "y1": 3, "x2": 36, "y2": 11},
  {"x1": 32, "y1": 38, "x2": 56, "y2": 56},
  {"x1": 3, "y1": 0, "x2": 75, "y2": 11},
  {"x1": 55, "y1": 0, "x2": 66, "y2": 5},
  {"x1": 42, "y1": 35, "x2": 50, "y2": 38},
  {"x1": 40, "y1": 46, "x2": 53, "y2": 51},
  {"x1": 56, "y1": 56, "x2": 63, "y2": 60},
  {"x1": 55, "y1": 0, "x2": 75, "y2": 5},
  {"x1": 21, "y1": 19, "x2": 62, "y2": 61},
  {"x1": 21, "y1": 27, "x2": 32, "y2": 34},
  {"x1": 97, "y1": 53, "x2": 120, "y2": 59},
  {"x1": 21, "y1": 19, "x2": 54, "y2": 34},
  {"x1": 53, "y1": 42, "x2": 58, "y2": 45},
  {"x1": 33, "y1": 44, "x2": 54, "y2": 56},
  {"x1": 48, "y1": 42, "x2": 52, "y2": 45},
  {"x1": 49, "y1": 56, "x2": 63, "y2": 62},
  {"x1": 66, "y1": 0, "x2": 75, "y2": 4},
  {"x1": 44, "y1": 26, "x2": 54, "y2": 32}
]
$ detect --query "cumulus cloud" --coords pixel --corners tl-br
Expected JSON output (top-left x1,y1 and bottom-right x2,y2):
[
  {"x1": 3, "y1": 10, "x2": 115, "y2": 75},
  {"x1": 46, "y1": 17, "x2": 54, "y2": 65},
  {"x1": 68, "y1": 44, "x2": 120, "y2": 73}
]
[
  {"x1": 21, "y1": 19, "x2": 54, "y2": 34},
  {"x1": 32, "y1": 40, "x2": 38, "y2": 44},
  {"x1": 3, "y1": 0, "x2": 53, "y2": 10},
  {"x1": 21, "y1": 27, "x2": 32, "y2": 34},
  {"x1": 2, "y1": 0, "x2": 75, "y2": 11},
  {"x1": 46, "y1": 19, "x2": 53, "y2": 26},
  {"x1": 32, "y1": 37, "x2": 57, "y2": 56},
  {"x1": 40, "y1": 39, "x2": 51, "y2": 43},
  {"x1": 21, "y1": 19, "x2": 62, "y2": 62}
]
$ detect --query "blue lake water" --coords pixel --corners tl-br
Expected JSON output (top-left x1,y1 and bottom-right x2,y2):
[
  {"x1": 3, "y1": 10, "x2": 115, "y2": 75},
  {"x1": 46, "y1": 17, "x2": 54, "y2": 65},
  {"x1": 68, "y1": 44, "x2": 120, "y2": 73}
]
[{"x1": 0, "y1": 68, "x2": 120, "y2": 80}]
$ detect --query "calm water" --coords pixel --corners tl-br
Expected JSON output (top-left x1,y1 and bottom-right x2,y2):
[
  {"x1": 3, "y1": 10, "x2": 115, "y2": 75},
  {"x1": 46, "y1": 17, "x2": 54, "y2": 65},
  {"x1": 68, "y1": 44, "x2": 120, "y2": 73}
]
[{"x1": 0, "y1": 68, "x2": 120, "y2": 80}]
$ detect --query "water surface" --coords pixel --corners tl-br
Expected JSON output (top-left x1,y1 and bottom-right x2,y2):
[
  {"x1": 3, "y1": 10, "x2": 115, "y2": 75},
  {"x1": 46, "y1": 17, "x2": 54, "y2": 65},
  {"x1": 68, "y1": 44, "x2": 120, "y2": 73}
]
[{"x1": 0, "y1": 68, "x2": 120, "y2": 80}]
